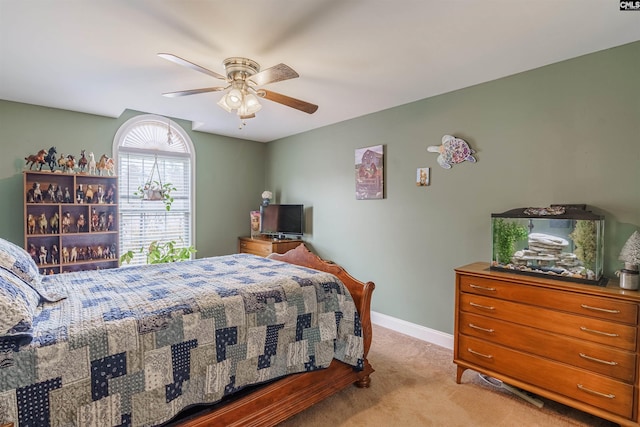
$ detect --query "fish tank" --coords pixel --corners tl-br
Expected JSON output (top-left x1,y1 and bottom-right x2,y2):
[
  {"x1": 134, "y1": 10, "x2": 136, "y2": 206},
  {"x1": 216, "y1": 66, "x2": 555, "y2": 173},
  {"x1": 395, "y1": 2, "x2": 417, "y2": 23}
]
[{"x1": 490, "y1": 205, "x2": 605, "y2": 286}]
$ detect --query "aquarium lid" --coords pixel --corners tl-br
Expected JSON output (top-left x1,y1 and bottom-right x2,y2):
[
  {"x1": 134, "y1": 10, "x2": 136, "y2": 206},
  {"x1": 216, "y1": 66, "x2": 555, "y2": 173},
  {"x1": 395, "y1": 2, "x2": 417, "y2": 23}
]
[{"x1": 491, "y1": 204, "x2": 603, "y2": 220}]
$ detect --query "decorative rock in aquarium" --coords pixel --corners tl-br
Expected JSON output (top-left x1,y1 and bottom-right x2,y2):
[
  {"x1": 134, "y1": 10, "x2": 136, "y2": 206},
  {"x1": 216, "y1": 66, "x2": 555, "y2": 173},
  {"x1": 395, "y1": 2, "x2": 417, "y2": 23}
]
[{"x1": 491, "y1": 205, "x2": 605, "y2": 285}]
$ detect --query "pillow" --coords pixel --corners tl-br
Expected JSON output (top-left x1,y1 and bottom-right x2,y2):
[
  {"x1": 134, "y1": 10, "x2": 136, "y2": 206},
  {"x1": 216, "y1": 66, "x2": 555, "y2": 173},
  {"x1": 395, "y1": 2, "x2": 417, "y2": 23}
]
[
  {"x1": 0, "y1": 237, "x2": 41, "y2": 284},
  {"x1": 0, "y1": 238, "x2": 65, "y2": 302},
  {"x1": 0, "y1": 268, "x2": 40, "y2": 338}
]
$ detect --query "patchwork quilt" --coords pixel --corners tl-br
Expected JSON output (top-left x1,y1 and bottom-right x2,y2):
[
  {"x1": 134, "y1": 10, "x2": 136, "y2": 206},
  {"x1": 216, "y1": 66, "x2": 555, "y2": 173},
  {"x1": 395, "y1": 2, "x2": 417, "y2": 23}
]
[{"x1": 0, "y1": 254, "x2": 364, "y2": 427}]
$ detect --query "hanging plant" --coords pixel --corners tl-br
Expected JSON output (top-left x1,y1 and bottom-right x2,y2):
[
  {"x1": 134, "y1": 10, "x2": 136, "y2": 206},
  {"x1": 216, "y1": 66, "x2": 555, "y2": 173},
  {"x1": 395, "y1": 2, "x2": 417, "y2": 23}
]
[
  {"x1": 134, "y1": 181, "x2": 176, "y2": 211},
  {"x1": 134, "y1": 154, "x2": 176, "y2": 211}
]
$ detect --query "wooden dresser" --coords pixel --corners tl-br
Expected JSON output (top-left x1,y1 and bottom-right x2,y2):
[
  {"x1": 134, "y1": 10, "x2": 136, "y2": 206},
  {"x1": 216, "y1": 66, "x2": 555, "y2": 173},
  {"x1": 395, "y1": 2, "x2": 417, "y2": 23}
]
[
  {"x1": 454, "y1": 262, "x2": 640, "y2": 426},
  {"x1": 238, "y1": 236, "x2": 302, "y2": 257}
]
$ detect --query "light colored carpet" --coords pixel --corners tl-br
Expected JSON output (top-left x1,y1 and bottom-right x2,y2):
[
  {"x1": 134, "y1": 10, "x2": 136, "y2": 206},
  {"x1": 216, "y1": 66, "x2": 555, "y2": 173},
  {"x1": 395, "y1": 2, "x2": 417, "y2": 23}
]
[{"x1": 278, "y1": 325, "x2": 618, "y2": 426}]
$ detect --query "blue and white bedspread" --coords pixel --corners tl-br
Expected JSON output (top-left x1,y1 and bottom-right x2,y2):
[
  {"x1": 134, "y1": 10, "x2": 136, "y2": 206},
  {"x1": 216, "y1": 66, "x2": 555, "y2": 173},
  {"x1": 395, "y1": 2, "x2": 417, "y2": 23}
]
[{"x1": 0, "y1": 254, "x2": 364, "y2": 427}]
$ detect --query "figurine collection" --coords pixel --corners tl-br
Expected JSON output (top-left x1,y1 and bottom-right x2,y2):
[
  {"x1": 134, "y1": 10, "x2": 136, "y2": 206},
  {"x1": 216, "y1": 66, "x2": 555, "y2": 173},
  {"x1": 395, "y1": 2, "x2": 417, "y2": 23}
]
[
  {"x1": 28, "y1": 209, "x2": 115, "y2": 235},
  {"x1": 27, "y1": 182, "x2": 116, "y2": 204},
  {"x1": 24, "y1": 146, "x2": 118, "y2": 274},
  {"x1": 28, "y1": 241, "x2": 117, "y2": 267},
  {"x1": 24, "y1": 146, "x2": 115, "y2": 176}
]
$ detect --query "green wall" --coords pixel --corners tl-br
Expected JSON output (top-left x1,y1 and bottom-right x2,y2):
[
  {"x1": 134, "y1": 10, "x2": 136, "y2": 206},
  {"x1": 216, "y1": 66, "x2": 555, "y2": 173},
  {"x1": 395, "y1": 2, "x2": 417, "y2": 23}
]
[
  {"x1": 266, "y1": 41, "x2": 640, "y2": 334},
  {"x1": 0, "y1": 103, "x2": 266, "y2": 257},
  {"x1": 1, "y1": 42, "x2": 638, "y2": 337}
]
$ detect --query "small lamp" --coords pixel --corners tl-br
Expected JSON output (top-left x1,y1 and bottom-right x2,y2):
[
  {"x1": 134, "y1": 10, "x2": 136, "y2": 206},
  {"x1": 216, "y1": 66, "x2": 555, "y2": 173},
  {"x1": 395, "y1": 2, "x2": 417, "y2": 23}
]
[{"x1": 618, "y1": 231, "x2": 640, "y2": 290}]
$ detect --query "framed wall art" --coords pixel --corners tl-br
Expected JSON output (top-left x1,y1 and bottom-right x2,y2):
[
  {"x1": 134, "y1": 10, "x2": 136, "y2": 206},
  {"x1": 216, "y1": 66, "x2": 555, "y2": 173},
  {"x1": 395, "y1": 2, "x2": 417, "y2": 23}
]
[
  {"x1": 355, "y1": 144, "x2": 384, "y2": 200},
  {"x1": 416, "y1": 167, "x2": 430, "y2": 186}
]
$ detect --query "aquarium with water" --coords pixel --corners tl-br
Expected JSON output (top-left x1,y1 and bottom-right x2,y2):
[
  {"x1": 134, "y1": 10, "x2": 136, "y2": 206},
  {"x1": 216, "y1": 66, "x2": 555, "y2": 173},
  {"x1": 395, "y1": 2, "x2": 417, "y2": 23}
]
[{"x1": 491, "y1": 205, "x2": 605, "y2": 285}]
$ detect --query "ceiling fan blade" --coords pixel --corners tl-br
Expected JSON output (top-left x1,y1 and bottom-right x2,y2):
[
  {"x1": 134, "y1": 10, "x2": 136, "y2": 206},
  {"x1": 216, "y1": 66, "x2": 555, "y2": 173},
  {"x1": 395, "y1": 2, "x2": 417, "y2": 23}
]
[
  {"x1": 158, "y1": 53, "x2": 226, "y2": 80},
  {"x1": 162, "y1": 87, "x2": 226, "y2": 98},
  {"x1": 250, "y1": 64, "x2": 299, "y2": 86},
  {"x1": 257, "y1": 89, "x2": 318, "y2": 114}
]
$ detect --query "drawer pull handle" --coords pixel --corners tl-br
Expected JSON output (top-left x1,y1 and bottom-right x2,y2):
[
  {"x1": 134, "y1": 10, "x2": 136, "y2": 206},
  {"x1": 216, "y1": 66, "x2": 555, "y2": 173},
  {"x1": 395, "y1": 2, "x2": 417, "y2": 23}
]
[
  {"x1": 467, "y1": 348, "x2": 493, "y2": 359},
  {"x1": 469, "y1": 323, "x2": 495, "y2": 333},
  {"x1": 580, "y1": 304, "x2": 620, "y2": 314},
  {"x1": 469, "y1": 302, "x2": 495, "y2": 311},
  {"x1": 577, "y1": 384, "x2": 615, "y2": 399},
  {"x1": 579, "y1": 353, "x2": 618, "y2": 366},
  {"x1": 579, "y1": 326, "x2": 619, "y2": 337},
  {"x1": 469, "y1": 284, "x2": 496, "y2": 292}
]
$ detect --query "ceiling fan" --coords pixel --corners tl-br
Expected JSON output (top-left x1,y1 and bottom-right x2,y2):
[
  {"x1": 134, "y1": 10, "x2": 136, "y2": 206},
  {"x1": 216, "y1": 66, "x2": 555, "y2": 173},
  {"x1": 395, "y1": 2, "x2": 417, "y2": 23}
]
[{"x1": 158, "y1": 54, "x2": 318, "y2": 123}]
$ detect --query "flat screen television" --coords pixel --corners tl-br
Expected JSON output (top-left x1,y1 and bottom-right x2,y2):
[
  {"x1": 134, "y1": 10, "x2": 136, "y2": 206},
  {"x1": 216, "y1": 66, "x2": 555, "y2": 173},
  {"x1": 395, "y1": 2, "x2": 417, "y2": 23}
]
[{"x1": 260, "y1": 204, "x2": 304, "y2": 238}]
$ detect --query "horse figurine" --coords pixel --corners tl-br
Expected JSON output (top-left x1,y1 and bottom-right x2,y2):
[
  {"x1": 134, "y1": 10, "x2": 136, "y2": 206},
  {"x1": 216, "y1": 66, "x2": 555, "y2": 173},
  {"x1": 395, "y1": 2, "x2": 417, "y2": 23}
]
[
  {"x1": 50, "y1": 245, "x2": 59, "y2": 264},
  {"x1": 85, "y1": 185, "x2": 94, "y2": 204},
  {"x1": 78, "y1": 149, "x2": 88, "y2": 173},
  {"x1": 44, "y1": 147, "x2": 58, "y2": 172},
  {"x1": 97, "y1": 154, "x2": 115, "y2": 176},
  {"x1": 25, "y1": 149, "x2": 47, "y2": 170},
  {"x1": 28, "y1": 244, "x2": 38, "y2": 262},
  {"x1": 104, "y1": 184, "x2": 116, "y2": 204},
  {"x1": 76, "y1": 213, "x2": 86, "y2": 232},
  {"x1": 88, "y1": 152, "x2": 97, "y2": 175},
  {"x1": 57, "y1": 153, "x2": 66, "y2": 170},
  {"x1": 45, "y1": 183, "x2": 56, "y2": 202},
  {"x1": 27, "y1": 214, "x2": 36, "y2": 234},
  {"x1": 38, "y1": 246, "x2": 48, "y2": 265},
  {"x1": 62, "y1": 212, "x2": 72, "y2": 233},
  {"x1": 38, "y1": 213, "x2": 48, "y2": 234},
  {"x1": 49, "y1": 212, "x2": 59, "y2": 234},
  {"x1": 31, "y1": 182, "x2": 43, "y2": 203},
  {"x1": 63, "y1": 155, "x2": 76, "y2": 173}
]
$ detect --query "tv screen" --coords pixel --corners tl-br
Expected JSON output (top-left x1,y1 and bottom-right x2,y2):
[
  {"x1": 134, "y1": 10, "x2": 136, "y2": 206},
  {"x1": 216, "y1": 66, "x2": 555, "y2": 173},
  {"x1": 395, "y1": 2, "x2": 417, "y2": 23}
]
[{"x1": 260, "y1": 204, "x2": 303, "y2": 237}]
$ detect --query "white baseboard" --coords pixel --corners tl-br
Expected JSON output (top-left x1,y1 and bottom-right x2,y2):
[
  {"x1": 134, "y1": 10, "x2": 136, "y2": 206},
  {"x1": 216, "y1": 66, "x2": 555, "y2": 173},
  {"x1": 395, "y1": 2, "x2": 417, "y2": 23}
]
[{"x1": 371, "y1": 311, "x2": 454, "y2": 350}]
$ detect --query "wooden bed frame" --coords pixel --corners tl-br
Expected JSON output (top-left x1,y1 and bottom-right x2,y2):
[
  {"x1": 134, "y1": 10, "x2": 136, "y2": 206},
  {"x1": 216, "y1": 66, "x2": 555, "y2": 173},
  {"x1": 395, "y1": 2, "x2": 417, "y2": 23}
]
[{"x1": 170, "y1": 243, "x2": 376, "y2": 427}]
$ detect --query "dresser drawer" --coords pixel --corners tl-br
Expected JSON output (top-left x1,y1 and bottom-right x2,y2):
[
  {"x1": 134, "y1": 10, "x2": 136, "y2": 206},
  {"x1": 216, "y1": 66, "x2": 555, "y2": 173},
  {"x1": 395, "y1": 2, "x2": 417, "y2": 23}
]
[
  {"x1": 459, "y1": 274, "x2": 638, "y2": 324},
  {"x1": 238, "y1": 239, "x2": 273, "y2": 256},
  {"x1": 459, "y1": 311, "x2": 637, "y2": 382},
  {"x1": 460, "y1": 293, "x2": 637, "y2": 351},
  {"x1": 458, "y1": 335, "x2": 634, "y2": 419}
]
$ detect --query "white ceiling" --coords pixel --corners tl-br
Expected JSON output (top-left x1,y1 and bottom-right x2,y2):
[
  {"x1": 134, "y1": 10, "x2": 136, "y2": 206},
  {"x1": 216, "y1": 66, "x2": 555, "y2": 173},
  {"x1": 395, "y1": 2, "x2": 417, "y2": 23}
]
[{"x1": 1, "y1": 1, "x2": 639, "y2": 143}]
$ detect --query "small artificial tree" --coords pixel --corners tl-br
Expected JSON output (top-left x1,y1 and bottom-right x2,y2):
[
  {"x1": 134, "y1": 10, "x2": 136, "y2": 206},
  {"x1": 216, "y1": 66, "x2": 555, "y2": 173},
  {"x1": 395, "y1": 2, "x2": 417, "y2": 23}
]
[{"x1": 619, "y1": 231, "x2": 640, "y2": 271}]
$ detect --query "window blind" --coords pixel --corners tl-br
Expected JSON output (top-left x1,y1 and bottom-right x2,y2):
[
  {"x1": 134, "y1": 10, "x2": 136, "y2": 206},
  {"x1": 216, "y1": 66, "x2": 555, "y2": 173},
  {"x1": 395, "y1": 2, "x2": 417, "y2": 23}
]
[{"x1": 118, "y1": 150, "x2": 192, "y2": 265}]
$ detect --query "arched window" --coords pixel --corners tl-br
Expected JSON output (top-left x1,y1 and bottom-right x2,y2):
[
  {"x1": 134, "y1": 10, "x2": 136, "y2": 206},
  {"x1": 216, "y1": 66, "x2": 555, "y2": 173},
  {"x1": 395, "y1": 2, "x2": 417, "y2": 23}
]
[{"x1": 113, "y1": 114, "x2": 195, "y2": 265}]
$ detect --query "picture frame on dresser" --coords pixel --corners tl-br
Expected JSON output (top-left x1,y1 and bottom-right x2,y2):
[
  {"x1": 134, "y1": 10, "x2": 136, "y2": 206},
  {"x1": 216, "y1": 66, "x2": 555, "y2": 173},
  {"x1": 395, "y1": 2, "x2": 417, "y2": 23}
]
[{"x1": 250, "y1": 210, "x2": 261, "y2": 238}]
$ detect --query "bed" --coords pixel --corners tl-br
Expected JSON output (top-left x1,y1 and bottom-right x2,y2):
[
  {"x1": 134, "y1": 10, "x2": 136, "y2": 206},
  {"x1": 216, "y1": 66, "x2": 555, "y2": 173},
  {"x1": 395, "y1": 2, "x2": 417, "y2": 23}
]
[{"x1": 0, "y1": 239, "x2": 374, "y2": 427}]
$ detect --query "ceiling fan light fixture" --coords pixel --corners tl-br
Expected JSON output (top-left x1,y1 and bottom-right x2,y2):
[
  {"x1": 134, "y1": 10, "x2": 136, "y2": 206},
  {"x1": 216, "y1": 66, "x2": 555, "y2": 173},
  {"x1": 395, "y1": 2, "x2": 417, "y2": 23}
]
[
  {"x1": 160, "y1": 53, "x2": 318, "y2": 126},
  {"x1": 226, "y1": 88, "x2": 243, "y2": 109},
  {"x1": 243, "y1": 93, "x2": 262, "y2": 115},
  {"x1": 217, "y1": 95, "x2": 233, "y2": 113}
]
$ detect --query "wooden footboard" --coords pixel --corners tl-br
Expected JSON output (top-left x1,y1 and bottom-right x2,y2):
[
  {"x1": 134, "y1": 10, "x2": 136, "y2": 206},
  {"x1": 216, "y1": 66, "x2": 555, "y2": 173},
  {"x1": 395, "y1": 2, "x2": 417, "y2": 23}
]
[
  {"x1": 174, "y1": 244, "x2": 375, "y2": 426},
  {"x1": 269, "y1": 243, "x2": 375, "y2": 358}
]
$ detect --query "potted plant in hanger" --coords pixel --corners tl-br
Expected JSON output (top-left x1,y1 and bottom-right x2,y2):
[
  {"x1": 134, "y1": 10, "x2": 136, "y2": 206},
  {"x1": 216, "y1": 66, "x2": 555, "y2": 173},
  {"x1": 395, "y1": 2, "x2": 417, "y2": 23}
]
[
  {"x1": 135, "y1": 181, "x2": 176, "y2": 211},
  {"x1": 134, "y1": 154, "x2": 177, "y2": 211}
]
